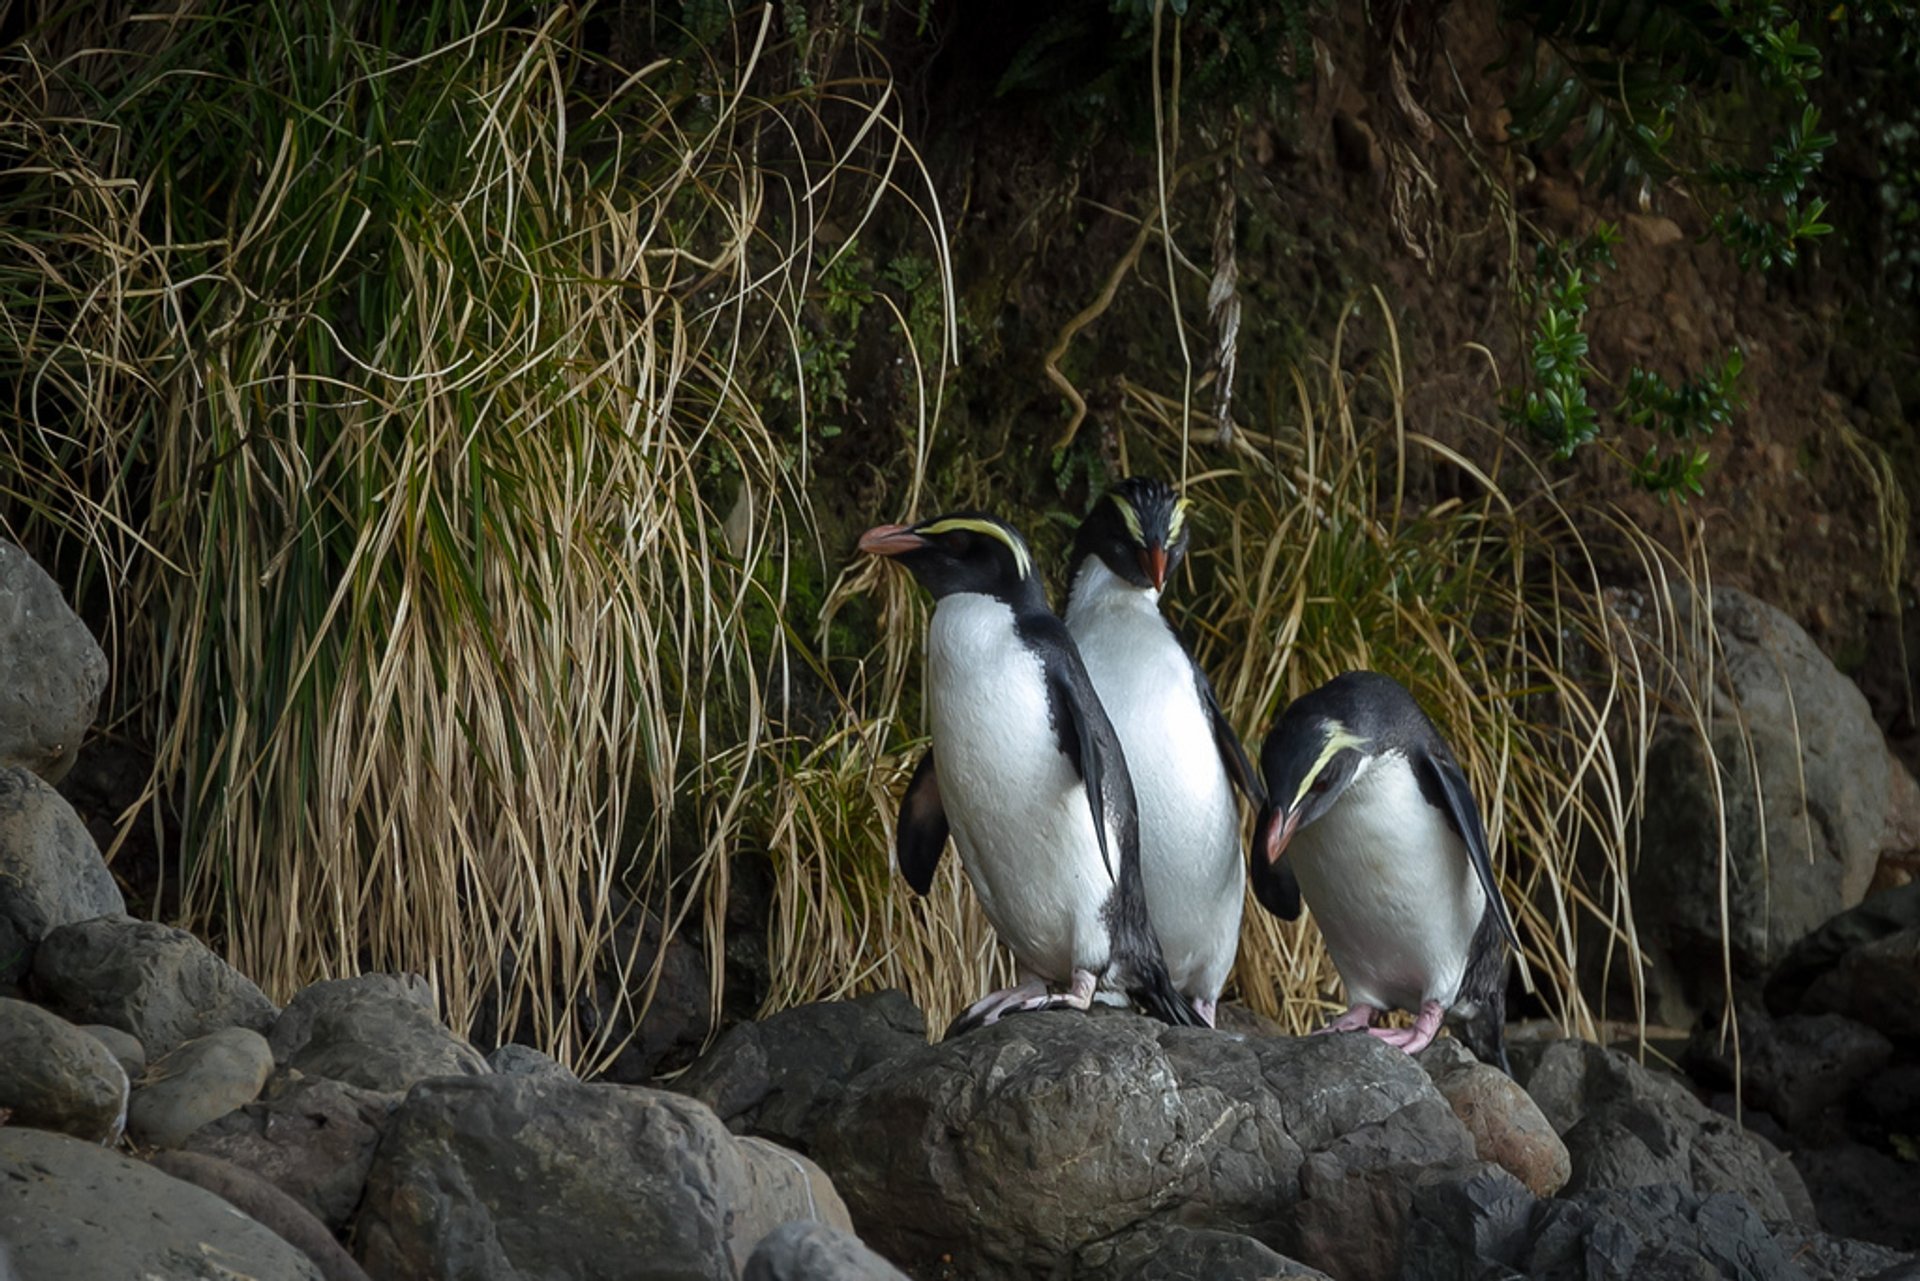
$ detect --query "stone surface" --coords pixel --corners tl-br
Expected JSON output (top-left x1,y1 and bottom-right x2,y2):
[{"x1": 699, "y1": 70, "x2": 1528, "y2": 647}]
[
  {"x1": 743, "y1": 1220, "x2": 911, "y2": 1281},
  {"x1": 356, "y1": 1072, "x2": 852, "y2": 1280},
  {"x1": 1522, "y1": 1037, "x2": 1813, "y2": 1225},
  {"x1": 269, "y1": 973, "x2": 487, "y2": 1092},
  {"x1": 588, "y1": 904, "x2": 717, "y2": 1082},
  {"x1": 1630, "y1": 588, "x2": 1910, "y2": 1011},
  {"x1": 0, "y1": 1124, "x2": 323, "y2": 1280},
  {"x1": 0, "y1": 995, "x2": 128, "y2": 1142},
  {"x1": 0, "y1": 540, "x2": 108, "y2": 783},
  {"x1": 79, "y1": 1021, "x2": 145, "y2": 1079},
  {"x1": 1419, "y1": 1037, "x2": 1571, "y2": 1196},
  {"x1": 1794, "y1": 1142, "x2": 1920, "y2": 1253},
  {"x1": 1771, "y1": 1227, "x2": 1920, "y2": 1281},
  {"x1": 31, "y1": 913, "x2": 277, "y2": 1059},
  {"x1": 0, "y1": 765, "x2": 123, "y2": 983},
  {"x1": 1767, "y1": 882, "x2": 1920, "y2": 1015},
  {"x1": 182, "y1": 1068, "x2": 396, "y2": 1231},
  {"x1": 1801, "y1": 928, "x2": 1920, "y2": 1042},
  {"x1": 807, "y1": 1010, "x2": 1476, "y2": 1281},
  {"x1": 677, "y1": 988, "x2": 928, "y2": 1151},
  {"x1": 1686, "y1": 995, "x2": 1893, "y2": 1137},
  {"x1": 486, "y1": 1041, "x2": 576, "y2": 1079},
  {"x1": 1401, "y1": 1164, "x2": 1810, "y2": 1281},
  {"x1": 1085, "y1": 1224, "x2": 1334, "y2": 1280},
  {"x1": 149, "y1": 1150, "x2": 372, "y2": 1281},
  {"x1": 129, "y1": 1025, "x2": 275, "y2": 1148}
]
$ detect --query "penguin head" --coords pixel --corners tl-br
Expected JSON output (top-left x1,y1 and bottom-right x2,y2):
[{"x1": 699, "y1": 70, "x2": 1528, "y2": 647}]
[
  {"x1": 858, "y1": 511, "x2": 1039, "y2": 602},
  {"x1": 1252, "y1": 703, "x2": 1374, "y2": 867},
  {"x1": 1070, "y1": 477, "x2": 1192, "y2": 594}
]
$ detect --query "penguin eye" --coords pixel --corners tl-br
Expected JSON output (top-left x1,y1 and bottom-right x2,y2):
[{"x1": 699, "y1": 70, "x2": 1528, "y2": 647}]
[{"x1": 1310, "y1": 776, "x2": 1331, "y2": 795}]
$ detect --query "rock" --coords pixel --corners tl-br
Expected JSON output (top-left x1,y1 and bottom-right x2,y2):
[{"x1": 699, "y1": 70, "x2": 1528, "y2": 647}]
[
  {"x1": 1401, "y1": 1165, "x2": 1809, "y2": 1281},
  {"x1": 676, "y1": 989, "x2": 927, "y2": 1150},
  {"x1": 356, "y1": 1072, "x2": 852, "y2": 1280},
  {"x1": 79, "y1": 1022, "x2": 145, "y2": 1078},
  {"x1": 1793, "y1": 1142, "x2": 1920, "y2": 1252},
  {"x1": 1084, "y1": 1223, "x2": 1333, "y2": 1280},
  {"x1": 0, "y1": 765, "x2": 124, "y2": 983},
  {"x1": 1768, "y1": 883, "x2": 1920, "y2": 1014},
  {"x1": 743, "y1": 1220, "x2": 912, "y2": 1281},
  {"x1": 1418, "y1": 1038, "x2": 1571, "y2": 1196},
  {"x1": 128, "y1": 1025, "x2": 274, "y2": 1148},
  {"x1": 1802, "y1": 928, "x2": 1920, "y2": 1041},
  {"x1": 486, "y1": 1041, "x2": 576, "y2": 1079},
  {"x1": 1630, "y1": 588, "x2": 1910, "y2": 1011},
  {"x1": 0, "y1": 1124, "x2": 323, "y2": 1280},
  {"x1": 182, "y1": 1069, "x2": 396, "y2": 1231},
  {"x1": 1770, "y1": 1227, "x2": 1920, "y2": 1281},
  {"x1": 269, "y1": 974, "x2": 487, "y2": 1092},
  {"x1": 1626, "y1": 213, "x2": 1686, "y2": 247},
  {"x1": 31, "y1": 914, "x2": 277, "y2": 1059},
  {"x1": 1522, "y1": 1038, "x2": 1813, "y2": 1225},
  {"x1": 0, "y1": 540, "x2": 107, "y2": 783},
  {"x1": 581, "y1": 904, "x2": 716, "y2": 1083},
  {"x1": 807, "y1": 1010, "x2": 1476, "y2": 1281},
  {"x1": 149, "y1": 1149, "x2": 371, "y2": 1281},
  {"x1": 0, "y1": 995, "x2": 129, "y2": 1142},
  {"x1": 1685, "y1": 995, "x2": 1892, "y2": 1137}
]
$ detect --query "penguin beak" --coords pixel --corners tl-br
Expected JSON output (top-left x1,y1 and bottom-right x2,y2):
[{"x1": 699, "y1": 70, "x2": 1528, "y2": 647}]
[
  {"x1": 1138, "y1": 542, "x2": 1169, "y2": 590},
  {"x1": 858, "y1": 524, "x2": 927, "y2": 558},
  {"x1": 1263, "y1": 806, "x2": 1303, "y2": 865}
]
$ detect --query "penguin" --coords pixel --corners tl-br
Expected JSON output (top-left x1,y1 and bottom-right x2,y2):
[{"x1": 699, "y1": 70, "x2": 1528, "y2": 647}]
[
  {"x1": 1063, "y1": 477, "x2": 1263, "y2": 1027},
  {"x1": 858, "y1": 511, "x2": 1203, "y2": 1037},
  {"x1": 1250, "y1": 670, "x2": 1518, "y2": 1070}
]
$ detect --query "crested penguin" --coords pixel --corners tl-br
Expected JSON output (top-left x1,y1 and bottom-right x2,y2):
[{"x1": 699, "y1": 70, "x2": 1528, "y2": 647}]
[
  {"x1": 1251, "y1": 670, "x2": 1518, "y2": 1070},
  {"x1": 1064, "y1": 478, "x2": 1263, "y2": 1027},
  {"x1": 858, "y1": 511, "x2": 1203, "y2": 1037}
]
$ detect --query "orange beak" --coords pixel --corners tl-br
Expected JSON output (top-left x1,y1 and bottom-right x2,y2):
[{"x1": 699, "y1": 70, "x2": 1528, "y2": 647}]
[
  {"x1": 1264, "y1": 807, "x2": 1302, "y2": 865},
  {"x1": 858, "y1": 524, "x2": 925, "y2": 557},
  {"x1": 1139, "y1": 544, "x2": 1169, "y2": 590}
]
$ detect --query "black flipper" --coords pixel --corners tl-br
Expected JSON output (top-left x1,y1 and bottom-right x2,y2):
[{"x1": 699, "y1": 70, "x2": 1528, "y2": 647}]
[
  {"x1": 1050, "y1": 663, "x2": 1117, "y2": 886},
  {"x1": 1452, "y1": 900, "x2": 1513, "y2": 1075},
  {"x1": 1197, "y1": 668, "x2": 1266, "y2": 808},
  {"x1": 1248, "y1": 805, "x2": 1303, "y2": 920},
  {"x1": 895, "y1": 749, "x2": 949, "y2": 896},
  {"x1": 1415, "y1": 751, "x2": 1520, "y2": 951}
]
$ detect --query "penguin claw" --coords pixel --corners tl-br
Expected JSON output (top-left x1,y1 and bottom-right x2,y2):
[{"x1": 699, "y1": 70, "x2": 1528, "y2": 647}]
[
  {"x1": 1314, "y1": 1003, "x2": 1378, "y2": 1035},
  {"x1": 1362, "y1": 1001, "x2": 1445, "y2": 1055}
]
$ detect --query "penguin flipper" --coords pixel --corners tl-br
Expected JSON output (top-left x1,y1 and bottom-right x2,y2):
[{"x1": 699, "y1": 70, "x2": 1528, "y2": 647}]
[
  {"x1": 1196, "y1": 667, "x2": 1266, "y2": 808},
  {"x1": 1417, "y1": 752, "x2": 1520, "y2": 951},
  {"x1": 896, "y1": 749, "x2": 949, "y2": 896},
  {"x1": 1453, "y1": 898, "x2": 1513, "y2": 1075},
  {"x1": 1049, "y1": 665, "x2": 1117, "y2": 886},
  {"x1": 1248, "y1": 806, "x2": 1303, "y2": 920}
]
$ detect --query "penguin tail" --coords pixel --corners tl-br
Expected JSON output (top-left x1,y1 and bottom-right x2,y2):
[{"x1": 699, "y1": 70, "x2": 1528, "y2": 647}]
[
  {"x1": 1457, "y1": 1005, "x2": 1512, "y2": 1077},
  {"x1": 1127, "y1": 958, "x2": 1206, "y2": 1029}
]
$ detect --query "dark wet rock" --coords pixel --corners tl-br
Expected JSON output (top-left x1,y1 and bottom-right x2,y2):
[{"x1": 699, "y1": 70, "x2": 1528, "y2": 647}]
[
  {"x1": 0, "y1": 1124, "x2": 323, "y2": 1280},
  {"x1": 0, "y1": 540, "x2": 108, "y2": 783},
  {"x1": 1771, "y1": 1227, "x2": 1920, "y2": 1281},
  {"x1": 1801, "y1": 928, "x2": 1920, "y2": 1042},
  {"x1": 743, "y1": 1220, "x2": 912, "y2": 1281},
  {"x1": 78, "y1": 1021, "x2": 145, "y2": 1079},
  {"x1": 806, "y1": 1010, "x2": 1476, "y2": 1281},
  {"x1": 1767, "y1": 882, "x2": 1920, "y2": 1016},
  {"x1": 1793, "y1": 1142, "x2": 1920, "y2": 1253},
  {"x1": 1685, "y1": 995, "x2": 1892, "y2": 1138},
  {"x1": 1084, "y1": 1223, "x2": 1333, "y2": 1280},
  {"x1": 486, "y1": 1041, "x2": 576, "y2": 1079},
  {"x1": 356, "y1": 1072, "x2": 851, "y2": 1280},
  {"x1": 0, "y1": 765, "x2": 123, "y2": 983},
  {"x1": 149, "y1": 1149, "x2": 371, "y2": 1281},
  {"x1": 676, "y1": 988, "x2": 927, "y2": 1151},
  {"x1": 182, "y1": 1068, "x2": 397, "y2": 1231},
  {"x1": 1522, "y1": 1038, "x2": 1814, "y2": 1225},
  {"x1": 128, "y1": 1025, "x2": 274, "y2": 1148},
  {"x1": 581, "y1": 905, "x2": 716, "y2": 1083},
  {"x1": 269, "y1": 974, "x2": 487, "y2": 1092},
  {"x1": 1401, "y1": 1164, "x2": 1807, "y2": 1281},
  {"x1": 1419, "y1": 1037, "x2": 1571, "y2": 1196},
  {"x1": 1861, "y1": 1063, "x2": 1920, "y2": 1134},
  {"x1": 30, "y1": 914, "x2": 277, "y2": 1059},
  {"x1": 0, "y1": 995, "x2": 128, "y2": 1142}
]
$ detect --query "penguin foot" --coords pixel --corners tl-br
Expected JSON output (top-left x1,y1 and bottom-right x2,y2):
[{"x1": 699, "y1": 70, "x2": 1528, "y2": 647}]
[
  {"x1": 1192, "y1": 997, "x2": 1217, "y2": 1029},
  {"x1": 1366, "y1": 1000, "x2": 1445, "y2": 1054},
  {"x1": 1312, "y1": 1003, "x2": 1378, "y2": 1035}
]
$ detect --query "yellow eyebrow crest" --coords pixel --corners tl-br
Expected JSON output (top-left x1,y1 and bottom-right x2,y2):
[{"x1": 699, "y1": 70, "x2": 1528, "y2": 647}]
[
  {"x1": 1111, "y1": 494, "x2": 1145, "y2": 546},
  {"x1": 1168, "y1": 496, "x2": 1192, "y2": 542},
  {"x1": 916, "y1": 517, "x2": 1034, "y2": 580},
  {"x1": 1290, "y1": 724, "x2": 1368, "y2": 809}
]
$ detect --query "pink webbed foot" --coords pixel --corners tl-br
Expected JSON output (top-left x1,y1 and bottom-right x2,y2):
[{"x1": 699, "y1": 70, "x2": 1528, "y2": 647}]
[
  {"x1": 1313, "y1": 1003, "x2": 1379, "y2": 1035},
  {"x1": 1366, "y1": 1000, "x2": 1445, "y2": 1054}
]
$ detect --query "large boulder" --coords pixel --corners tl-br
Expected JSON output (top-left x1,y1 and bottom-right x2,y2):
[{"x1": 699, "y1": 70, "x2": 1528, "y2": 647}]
[
  {"x1": 1685, "y1": 994, "x2": 1892, "y2": 1139},
  {"x1": 129, "y1": 1025, "x2": 275, "y2": 1148},
  {"x1": 182, "y1": 1068, "x2": 397, "y2": 1231},
  {"x1": 1521, "y1": 1038, "x2": 1813, "y2": 1225},
  {"x1": 0, "y1": 540, "x2": 107, "y2": 783},
  {"x1": 1793, "y1": 1142, "x2": 1920, "y2": 1253},
  {"x1": 1079, "y1": 1223, "x2": 1333, "y2": 1280},
  {"x1": 355, "y1": 1072, "x2": 853, "y2": 1280},
  {"x1": 1627, "y1": 588, "x2": 1914, "y2": 1017},
  {"x1": 1418, "y1": 1037, "x2": 1571, "y2": 1196},
  {"x1": 268, "y1": 973, "x2": 487, "y2": 1092},
  {"x1": 1800, "y1": 928, "x2": 1920, "y2": 1043},
  {"x1": 0, "y1": 1124, "x2": 323, "y2": 1281},
  {"x1": 676, "y1": 988, "x2": 928, "y2": 1150},
  {"x1": 30, "y1": 914, "x2": 277, "y2": 1058},
  {"x1": 1767, "y1": 882, "x2": 1920, "y2": 1017},
  {"x1": 743, "y1": 1220, "x2": 912, "y2": 1281},
  {"x1": 0, "y1": 765, "x2": 124, "y2": 983},
  {"x1": 806, "y1": 1011, "x2": 1477, "y2": 1281},
  {"x1": 0, "y1": 995, "x2": 129, "y2": 1142},
  {"x1": 148, "y1": 1150, "x2": 371, "y2": 1281}
]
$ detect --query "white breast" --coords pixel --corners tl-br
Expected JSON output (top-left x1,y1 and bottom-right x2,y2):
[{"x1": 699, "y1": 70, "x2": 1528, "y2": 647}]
[
  {"x1": 1288, "y1": 753, "x2": 1484, "y2": 1012},
  {"x1": 1067, "y1": 563, "x2": 1244, "y2": 1002},
  {"x1": 927, "y1": 593, "x2": 1117, "y2": 982}
]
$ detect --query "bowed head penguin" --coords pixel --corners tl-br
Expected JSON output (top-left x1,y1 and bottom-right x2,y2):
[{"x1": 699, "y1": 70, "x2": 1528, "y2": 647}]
[{"x1": 858, "y1": 511, "x2": 1202, "y2": 1036}]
